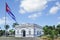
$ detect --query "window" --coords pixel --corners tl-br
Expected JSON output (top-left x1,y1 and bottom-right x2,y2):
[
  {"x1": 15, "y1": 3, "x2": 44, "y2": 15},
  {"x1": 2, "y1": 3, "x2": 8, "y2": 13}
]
[
  {"x1": 37, "y1": 31, "x2": 39, "y2": 35},
  {"x1": 17, "y1": 30, "x2": 19, "y2": 34},
  {"x1": 29, "y1": 31, "x2": 31, "y2": 35}
]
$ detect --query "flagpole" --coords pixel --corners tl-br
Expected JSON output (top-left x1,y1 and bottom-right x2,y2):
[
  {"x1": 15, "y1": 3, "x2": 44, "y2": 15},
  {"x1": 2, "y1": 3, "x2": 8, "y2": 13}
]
[{"x1": 5, "y1": 3, "x2": 7, "y2": 37}]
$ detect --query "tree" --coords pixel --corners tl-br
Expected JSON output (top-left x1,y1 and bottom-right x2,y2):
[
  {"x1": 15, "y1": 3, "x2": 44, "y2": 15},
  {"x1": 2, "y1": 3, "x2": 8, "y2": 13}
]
[
  {"x1": 57, "y1": 24, "x2": 60, "y2": 28},
  {"x1": 12, "y1": 23, "x2": 19, "y2": 35},
  {"x1": 9, "y1": 29, "x2": 15, "y2": 35},
  {"x1": 4, "y1": 24, "x2": 10, "y2": 36},
  {"x1": 0, "y1": 30, "x2": 3, "y2": 36},
  {"x1": 49, "y1": 30, "x2": 58, "y2": 40},
  {"x1": 4, "y1": 25, "x2": 9, "y2": 30},
  {"x1": 12, "y1": 23, "x2": 19, "y2": 28},
  {"x1": 43, "y1": 25, "x2": 58, "y2": 40},
  {"x1": 52, "y1": 25, "x2": 55, "y2": 30},
  {"x1": 56, "y1": 24, "x2": 60, "y2": 36},
  {"x1": 43, "y1": 25, "x2": 49, "y2": 35}
]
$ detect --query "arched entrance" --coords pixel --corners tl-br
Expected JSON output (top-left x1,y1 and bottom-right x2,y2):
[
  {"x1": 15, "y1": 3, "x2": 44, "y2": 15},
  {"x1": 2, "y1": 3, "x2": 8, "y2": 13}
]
[{"x1": 21, "y1": 30, "x2": 26, "y2": 37}]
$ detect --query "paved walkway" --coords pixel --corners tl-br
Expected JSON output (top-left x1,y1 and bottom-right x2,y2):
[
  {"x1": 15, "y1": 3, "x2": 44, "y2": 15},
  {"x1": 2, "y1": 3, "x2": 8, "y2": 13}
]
[{"x1": 0, "y1": 37, "x2": 40, "y2": 40}]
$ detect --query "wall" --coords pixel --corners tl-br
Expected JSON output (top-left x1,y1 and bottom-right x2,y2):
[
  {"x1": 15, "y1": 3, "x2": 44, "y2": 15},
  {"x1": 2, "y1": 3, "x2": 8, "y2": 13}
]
[
  {"x1": 34, "y1": 27, "x2": 43, "y2": 37},
  {"x1": 15, "y1": 27, "x2": 34, "y2": 37}
]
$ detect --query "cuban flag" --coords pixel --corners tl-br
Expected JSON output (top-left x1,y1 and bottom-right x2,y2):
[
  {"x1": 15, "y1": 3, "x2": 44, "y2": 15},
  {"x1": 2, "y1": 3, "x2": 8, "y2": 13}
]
[{"x1": 6, "y1": 3, "x2": 16, "y2": 21}]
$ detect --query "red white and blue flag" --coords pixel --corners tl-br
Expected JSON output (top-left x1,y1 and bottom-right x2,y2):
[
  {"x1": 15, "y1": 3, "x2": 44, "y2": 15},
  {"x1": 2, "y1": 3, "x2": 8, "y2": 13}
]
[{"x1": 6, "y1": 3, "x2": 16, "y2": 21}]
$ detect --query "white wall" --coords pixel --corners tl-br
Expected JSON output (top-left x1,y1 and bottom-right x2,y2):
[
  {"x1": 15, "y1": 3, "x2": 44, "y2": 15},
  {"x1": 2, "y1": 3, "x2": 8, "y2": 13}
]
[
  {"x1": 34, "y1": 27, "x2": 42, "y2": 37},
  {"x1": 15, "y1": 27, "x2": 34, "y2": 37}
]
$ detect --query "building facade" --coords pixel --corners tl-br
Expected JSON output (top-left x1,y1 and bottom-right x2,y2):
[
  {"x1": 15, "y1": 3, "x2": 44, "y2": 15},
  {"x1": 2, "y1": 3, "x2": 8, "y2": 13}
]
[{"x1": 15, "y1": 23, "x2": 43, "y2": 37}]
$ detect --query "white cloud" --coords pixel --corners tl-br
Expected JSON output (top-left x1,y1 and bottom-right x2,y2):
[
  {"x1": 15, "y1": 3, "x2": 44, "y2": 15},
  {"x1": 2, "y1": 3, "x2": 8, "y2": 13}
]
[
  {"x1": 49, "y1": 6, "x2": 59, "y2": 14},
  {"x1": 0, "y1": 17, "x2": 12, "y2": 25},
  {"x1": 19, "y1": 0, "x2": 50, "y2": 14},
  {"x1": 19, "y1": 9, "x2": 26, "y2": 14},
  {"x1": 49, "y1": 2, "x2": 60, "y2": 14},
  {"x1": 0, "y1": 17, "x2": 5, "y2": 25},
  {"x1": 28, "y1": 13, "x2": 42, "y2": 19}
]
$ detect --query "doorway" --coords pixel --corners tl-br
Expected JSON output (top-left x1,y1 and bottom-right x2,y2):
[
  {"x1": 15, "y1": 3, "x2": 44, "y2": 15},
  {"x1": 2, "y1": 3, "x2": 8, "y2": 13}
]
[{"x1": 22, "y1": 30, "x2": 26, "y2": 37}]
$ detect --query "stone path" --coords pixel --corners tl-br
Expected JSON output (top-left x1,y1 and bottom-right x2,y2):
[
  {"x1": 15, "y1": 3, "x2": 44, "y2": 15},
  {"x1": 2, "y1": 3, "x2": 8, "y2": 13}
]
[
  {"x1": 15, "y1": 37, "x2": 40, "y2": 40},
  {"x1": 0, "y1": 37, "x2": 40, "y2": 40}
]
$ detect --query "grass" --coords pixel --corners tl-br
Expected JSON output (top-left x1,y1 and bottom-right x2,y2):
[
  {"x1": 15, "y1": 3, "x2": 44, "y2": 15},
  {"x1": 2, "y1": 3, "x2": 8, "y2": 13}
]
[{"x1": 40, "y1": 36, "x2": 60, "y2": 40}]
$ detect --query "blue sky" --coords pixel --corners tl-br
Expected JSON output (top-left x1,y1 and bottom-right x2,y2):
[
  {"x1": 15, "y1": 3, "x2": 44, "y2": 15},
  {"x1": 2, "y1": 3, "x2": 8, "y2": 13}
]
[{"x1": 0, "y1": 0, "x2": 60, "y2": 29}]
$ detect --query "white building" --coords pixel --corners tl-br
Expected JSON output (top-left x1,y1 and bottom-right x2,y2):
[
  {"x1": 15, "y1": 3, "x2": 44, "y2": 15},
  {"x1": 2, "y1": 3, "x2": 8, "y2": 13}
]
[{"x1": 15, "y1": 23, "x2": 43, "y2": 37}]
